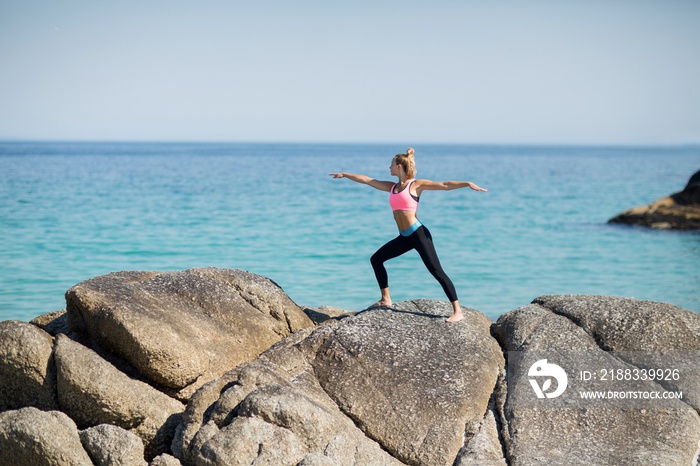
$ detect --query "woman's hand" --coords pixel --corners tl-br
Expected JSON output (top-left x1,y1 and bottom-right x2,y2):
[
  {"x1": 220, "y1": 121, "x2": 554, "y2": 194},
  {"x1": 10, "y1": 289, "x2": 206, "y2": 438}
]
[
  {"x1": 328, "y1": 173, "x2": 393, "y2": 191},
  {"x1": 416, "y1": 180, "x2": 488, "y2": 192},
  {"x1": 467, "y1": 182, "x2": 487, "y2": 192}
]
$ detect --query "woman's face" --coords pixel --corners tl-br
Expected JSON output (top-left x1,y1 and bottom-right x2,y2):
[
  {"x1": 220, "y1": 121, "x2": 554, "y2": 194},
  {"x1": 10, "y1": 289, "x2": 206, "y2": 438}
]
[{"x1": 390, "y1": 157, "x2": 401, "y2": 176}]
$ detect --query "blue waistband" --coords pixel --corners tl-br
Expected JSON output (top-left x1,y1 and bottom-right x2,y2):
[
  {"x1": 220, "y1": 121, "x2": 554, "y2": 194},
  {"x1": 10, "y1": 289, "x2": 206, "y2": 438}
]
[{"x1": 399, "y1": 219, "x2": 423, "y2": 237}]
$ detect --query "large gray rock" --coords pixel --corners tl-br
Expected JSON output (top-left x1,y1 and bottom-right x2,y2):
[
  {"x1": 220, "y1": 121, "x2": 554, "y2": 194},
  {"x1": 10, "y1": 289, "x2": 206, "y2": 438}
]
[
  {"x1": 310, "y1": 300, "x2": 505, "y2": 466},
  {"x1": 54, "y1": 334, "x2": 185, "y2": 459},
  {"x1": 494, "y1": 297, "x2": 700, "y2": 465},
  {"x1": 178, "y1": 300, "x2": 505, "y2": 466},
  {"x1": 80, "y1": 424, "x2": 148, "y2": 466},
  {"x1": 0, "y1": 407, "x2": 93, "y2": 465},
  {"x1": 609, "y1": 169, "x2": 700, "y2": 229},
  {"x1": 533, "y1": 294, "x2": 700, "y2": 411},
  {"x1": 0, "y1": 320, "x2": 59, "y2": 411},
  {"x1": 65, "y1": 268, "x2": 313, "y2": 399}
]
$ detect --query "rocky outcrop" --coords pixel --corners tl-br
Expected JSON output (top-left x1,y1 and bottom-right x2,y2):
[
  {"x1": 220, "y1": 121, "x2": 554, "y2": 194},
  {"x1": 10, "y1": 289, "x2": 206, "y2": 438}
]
[
  {"x1": 177, "y1": 300, "x2": 505, "y2": 466},
  {"x1": 65, "y1": 268, "x2": 314, "y2": 399},
  {"x1": 179, "y1": 295, "x2": 700, "y2": 466},
  {"x1": 609, "y1": 169, "x2": 700, "y2": 229},
  {"x1": 0, "y1": 268, "x2": 698, "y2": 465},
  {"x1": 0, "y1": 268, "x2": 313, "y2": 463}
]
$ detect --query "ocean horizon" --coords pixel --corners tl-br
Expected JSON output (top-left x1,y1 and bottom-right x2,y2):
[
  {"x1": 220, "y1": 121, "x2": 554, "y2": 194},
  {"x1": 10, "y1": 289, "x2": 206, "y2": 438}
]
[{"x1": 1, "y1": 141, "x2": 698, "y2": 322}]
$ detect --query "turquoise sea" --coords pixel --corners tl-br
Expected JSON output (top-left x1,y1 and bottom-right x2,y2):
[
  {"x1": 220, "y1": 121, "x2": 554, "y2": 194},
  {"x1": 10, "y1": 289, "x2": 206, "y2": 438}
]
[{"x1": 1, "y1": 142, "x2": 698, "y2": 322}]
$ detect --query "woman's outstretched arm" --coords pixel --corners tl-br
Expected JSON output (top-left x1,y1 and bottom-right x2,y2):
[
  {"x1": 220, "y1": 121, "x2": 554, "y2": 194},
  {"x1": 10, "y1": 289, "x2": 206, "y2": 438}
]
[
  {"x1": 415, "y1": 179, "x2": 487, "y2": 194},
  {"x1": 329, "y1": 173, "x2": 393, "y2": 192}
]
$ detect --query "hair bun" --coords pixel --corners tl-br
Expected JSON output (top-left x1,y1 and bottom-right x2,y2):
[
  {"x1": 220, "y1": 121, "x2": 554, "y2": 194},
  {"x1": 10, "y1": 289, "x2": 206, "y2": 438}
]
[{"x1": 406, "y1": 148, "x2": 415, "y2": 157}]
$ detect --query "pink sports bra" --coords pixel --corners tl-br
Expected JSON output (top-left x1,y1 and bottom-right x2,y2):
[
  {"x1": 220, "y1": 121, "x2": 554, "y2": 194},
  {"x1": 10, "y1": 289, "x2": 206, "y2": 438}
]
[{"x1": 389, "y1": 180, "x2": 420, "y2": 212}]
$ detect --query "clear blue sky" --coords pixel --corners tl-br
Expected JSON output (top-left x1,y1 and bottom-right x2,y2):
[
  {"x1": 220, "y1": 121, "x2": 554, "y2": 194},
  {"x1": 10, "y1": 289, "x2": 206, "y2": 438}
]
[{"x1": 2, "y1": 0, "x2": 699, "y2": 145}]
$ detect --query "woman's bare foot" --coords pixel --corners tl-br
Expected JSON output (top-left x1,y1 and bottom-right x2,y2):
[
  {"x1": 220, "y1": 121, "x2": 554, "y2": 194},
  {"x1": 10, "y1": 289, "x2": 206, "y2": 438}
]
[
  {"x1": 370, "y1": 299, "x2": 392, "y2": 309},
  {"x1": 369, "y1": 288, "x2": 392, "y2": 309},
  {"x1": 446, "y1": 301, "x2": 463, "y2": 322}
]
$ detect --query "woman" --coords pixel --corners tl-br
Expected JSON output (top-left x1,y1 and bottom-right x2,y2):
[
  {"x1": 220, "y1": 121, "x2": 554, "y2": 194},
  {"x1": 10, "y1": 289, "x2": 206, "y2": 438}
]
[{"x1": 329, "y1": 148, "x2": 486, "y2": 323}]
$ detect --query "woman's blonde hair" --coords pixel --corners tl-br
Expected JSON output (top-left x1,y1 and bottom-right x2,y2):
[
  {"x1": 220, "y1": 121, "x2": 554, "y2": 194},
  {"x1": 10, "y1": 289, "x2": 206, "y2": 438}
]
[{"x1": 394, "y1": 148, "x2": 416, "y2": 178}]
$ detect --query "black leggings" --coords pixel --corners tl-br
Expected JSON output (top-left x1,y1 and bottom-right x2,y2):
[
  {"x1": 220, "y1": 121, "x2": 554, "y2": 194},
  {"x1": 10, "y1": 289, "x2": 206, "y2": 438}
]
[{"x1": 370, "y1": 225, "x2": 458, "y2": 302}]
